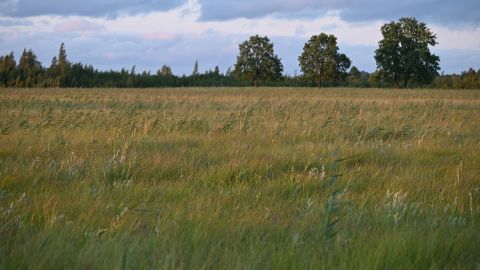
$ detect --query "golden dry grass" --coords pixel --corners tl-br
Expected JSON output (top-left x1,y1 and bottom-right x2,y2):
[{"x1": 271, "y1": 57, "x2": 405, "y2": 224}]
[{"x1": 1, "y1": 87, "x2": 479, "y2": 269}]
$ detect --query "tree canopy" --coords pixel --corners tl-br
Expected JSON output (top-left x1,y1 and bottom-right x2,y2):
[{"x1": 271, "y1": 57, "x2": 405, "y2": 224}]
[
  {"x1": 299, "y1": 33, "x2": 351, "y2": 88},
  {"x1": 158, "y1": 65, "x2": 173, "y2": 77},
  {"x1": 374, "y1": 17, "x2": 440, "y2": 88},
  {"x1": 233, "y1": 35, "x2": 283, "y2": 87},
  {"x1": 0, "y1": 52, "x2": 16, "y2": 87},
  {"x1": 17, "y1": 49, "x2": 42, "y2": 87}
]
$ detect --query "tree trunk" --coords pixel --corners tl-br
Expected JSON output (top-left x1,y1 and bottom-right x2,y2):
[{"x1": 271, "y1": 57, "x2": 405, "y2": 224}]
[
  {"x1": 316, "y1": 78, "x2": 322, "y2": 88},
  {"x1": 254, "y1": 80, "x2": 258, "y2": 88},
  {"x1": 394, "y1": 80, "x2": 401, "y2": 88}
]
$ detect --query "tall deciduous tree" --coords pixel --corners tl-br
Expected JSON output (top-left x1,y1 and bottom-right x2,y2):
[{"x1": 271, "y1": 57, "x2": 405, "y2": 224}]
[
  {"x1": 374, "y1": 17, "x2": 440, "y2": 88},
  {"x1": 234, "y1": 35, "x2": 283, "y2": 87},
  {"x1": 299, "y1": 33, "x2": 351, "y2": 88}
]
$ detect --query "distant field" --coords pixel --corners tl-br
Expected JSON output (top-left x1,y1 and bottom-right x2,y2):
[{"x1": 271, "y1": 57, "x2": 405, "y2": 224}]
[{"x1": 1, "y1": 88, "x2": 479, "y2": 269}]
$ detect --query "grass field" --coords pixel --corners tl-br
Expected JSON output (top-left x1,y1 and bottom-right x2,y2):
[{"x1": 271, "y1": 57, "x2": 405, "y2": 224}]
[{"x1": 1, "y1": 88, "x2": 479, "y2": 269}]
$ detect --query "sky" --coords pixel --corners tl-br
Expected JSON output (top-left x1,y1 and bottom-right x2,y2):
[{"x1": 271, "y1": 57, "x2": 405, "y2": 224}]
[{"x1": 0, "y1": 0, "x2": 479, "y2": 75}]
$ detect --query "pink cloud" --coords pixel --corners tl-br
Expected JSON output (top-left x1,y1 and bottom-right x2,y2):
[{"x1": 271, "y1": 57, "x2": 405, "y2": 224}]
[
  {"x1": 102, "y1": 52, "x2": 114, "y2": 60},
  {"x1": 141, "y1": 32, "x2": 176, "y2": 41},
  {"x1": 54, "y1": 18, "x2": 104, "y2": 33}
]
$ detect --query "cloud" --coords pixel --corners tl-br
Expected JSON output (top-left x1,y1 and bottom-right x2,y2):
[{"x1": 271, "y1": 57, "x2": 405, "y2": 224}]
[
  {"x1": 141, "y1": 32, "x2": 177, "y2": 41},
  {"x1": 0, "y1": 17, "x2": 32, "y2": 26},
  {"x1": 0, "y1": 0, "x2": 185, "y2": 18},
  {"x1": 53, "y1": 18, "x2": 105, "y2": 33},
  {"x1": 198, "y1": 0, "x2": 480, "y2": 26},
  {"x1": 1, "y1": 0, "x2": 479, "y2": 28},
  {"x1": 0, "y1": 0, "x2": 478, "y2": 75}
]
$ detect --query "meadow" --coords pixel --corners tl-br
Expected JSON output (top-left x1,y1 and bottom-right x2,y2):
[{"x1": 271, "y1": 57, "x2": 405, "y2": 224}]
[{"x1": 0, "y1": 87, "x2": 479, "y2": 269}]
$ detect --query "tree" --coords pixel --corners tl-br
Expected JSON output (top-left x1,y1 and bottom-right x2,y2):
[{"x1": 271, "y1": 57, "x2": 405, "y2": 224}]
[
  {"x1": 298, "y1": 33, "x2": 351, "y2": 88},
  {"x1": 460, "y1": 68, "x2": 480, "y2": 89},
  {"x1": 234, "y1": 35, "x2": 283, "y2": 87},
  {"x1": 126, "y1": 65, "x2": 136, "y2": 87},
  {"x1": 192, "y1": 60, "x2": 199, "y2": 76},
  {"x1": 213, "y1": 66, "x2": 220, "y2": 76},
  {"x1": 374, "y1": 17, "x2": 440, "y2": 88},
  {"x1": 347, "y1": 66, "x2": 361, "y2": 85},
  {"x1": 225, "y1": 67, "x2": 233, "y2": 77},
  {"x1": 158, "y1": 65, "x2": 173, "y2": 76},
  {"x1": 368, "y1": 70, "x2": 384, "y2": 87},
  {"x1": 57, "y1": 43, "x2": 71, "y2": 87},
  {"x1": 47, "y1": 56, "x2": 60, "y2": 87},
  {"x1": 0, "y1": 52, "x2": 17, "y2": 87},
  {"x1": 335, "y1": 53, "x2": 352, "y2": 82},
  {"x1": 348, "y1": 66, "x2": 361, "y2": 79},
  {"x1": 17, "y1": 49, "x2": 42, "y2": 87}
]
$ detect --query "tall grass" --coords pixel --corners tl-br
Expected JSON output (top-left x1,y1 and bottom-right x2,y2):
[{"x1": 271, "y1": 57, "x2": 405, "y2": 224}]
[{"x1": 0, "y1": 87, "x2": 479, "y2": 269}]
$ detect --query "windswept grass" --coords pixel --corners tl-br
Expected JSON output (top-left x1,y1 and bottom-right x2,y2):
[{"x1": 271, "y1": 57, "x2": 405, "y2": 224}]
[{"x1": 1, "y1": 88, "x2": 479, "y2": 269}]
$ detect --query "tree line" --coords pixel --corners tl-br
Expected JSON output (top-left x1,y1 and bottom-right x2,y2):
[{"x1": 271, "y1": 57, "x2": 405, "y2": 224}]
[{"x1": 0, "y1": 17, "x2": 479, "y2": 89}]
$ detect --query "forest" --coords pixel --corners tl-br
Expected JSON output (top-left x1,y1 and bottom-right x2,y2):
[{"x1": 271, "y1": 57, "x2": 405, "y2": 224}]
[{"x1": 1, "y1": 45, "x2": 479, "y2": 89}]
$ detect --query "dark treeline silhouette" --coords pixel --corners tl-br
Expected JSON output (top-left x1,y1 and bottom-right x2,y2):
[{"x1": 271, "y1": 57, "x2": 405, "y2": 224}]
[{"x1": 0, "y1": 38, "x2": 479, "y2": 89}]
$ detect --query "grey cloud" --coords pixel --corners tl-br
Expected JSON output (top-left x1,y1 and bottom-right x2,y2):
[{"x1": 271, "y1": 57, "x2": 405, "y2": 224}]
[
  {"x1": 0, "y1": 0, "x2": 185, "y2": 18},
  {"x1": 198, "y1": 0, "x2": 480, "y2": 26},
  {"x1": 198, "y1": 0, "x2": 334, "y2": 21},
  {"x1": 0, "y1": 18, "x2": 33, "y2": 26},
  {"x1": 2, "y1": 0, "x2": 478, "y2": 26}
]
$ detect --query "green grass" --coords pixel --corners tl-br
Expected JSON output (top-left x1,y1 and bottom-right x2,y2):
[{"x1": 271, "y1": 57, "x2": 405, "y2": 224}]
[{"x1": 1, "y1": 87, "x2": 479, "y2": 269}]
